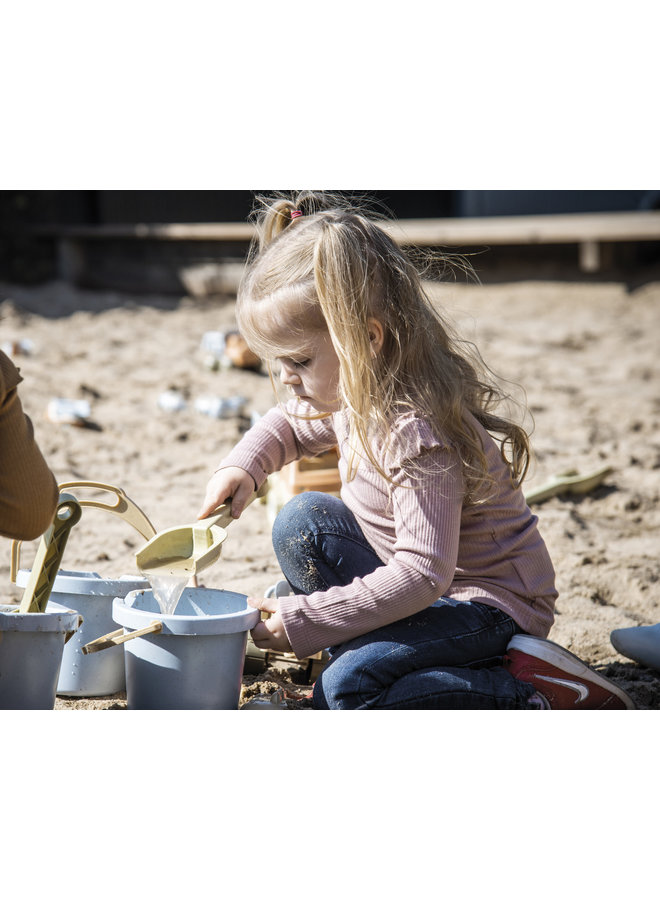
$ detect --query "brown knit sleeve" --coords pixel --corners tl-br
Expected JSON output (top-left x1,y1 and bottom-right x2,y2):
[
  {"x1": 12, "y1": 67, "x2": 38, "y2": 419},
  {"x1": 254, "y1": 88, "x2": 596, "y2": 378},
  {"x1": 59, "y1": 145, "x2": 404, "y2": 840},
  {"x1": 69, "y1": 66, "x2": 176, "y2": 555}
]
[{"x1": 0, "y1": 351, "x2": 58, "y2": 540}]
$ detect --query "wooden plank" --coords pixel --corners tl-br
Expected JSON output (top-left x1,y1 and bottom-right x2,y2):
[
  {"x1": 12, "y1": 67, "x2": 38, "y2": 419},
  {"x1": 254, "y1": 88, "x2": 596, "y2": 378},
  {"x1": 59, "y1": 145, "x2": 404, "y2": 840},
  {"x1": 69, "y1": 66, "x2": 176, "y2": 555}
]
[
  {"x1": 381, "y1": 211, "x2": 660, "y2": 247},
  {"x1": 34, "y1": 211, "x2": 660, "y2": 248},
  {"x1": 35, "y1": 222, "x2": 256, "y2": 241}
]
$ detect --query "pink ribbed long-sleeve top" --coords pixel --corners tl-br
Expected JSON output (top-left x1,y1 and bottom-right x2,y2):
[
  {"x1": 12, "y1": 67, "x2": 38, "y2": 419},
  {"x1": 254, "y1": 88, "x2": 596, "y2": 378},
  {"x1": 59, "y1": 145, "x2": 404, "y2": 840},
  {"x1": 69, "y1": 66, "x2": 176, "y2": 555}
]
[{"x1": 219, "y1": 400, "x2": 557, "y2": 659}]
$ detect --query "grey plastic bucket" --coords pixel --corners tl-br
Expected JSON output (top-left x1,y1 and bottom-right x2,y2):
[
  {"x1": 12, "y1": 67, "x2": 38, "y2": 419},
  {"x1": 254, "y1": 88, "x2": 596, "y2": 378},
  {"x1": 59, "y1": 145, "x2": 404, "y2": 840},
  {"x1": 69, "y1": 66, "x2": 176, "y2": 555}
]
[
  {"x1": 114, "y1": 588, "x2": 260, "y2": 709},
  {"x1": 0, "y1": 601, "x2": 82, "y2": 709},
  {"x1": 15, "y1": 569, "x2": 148, "y2": 697}
]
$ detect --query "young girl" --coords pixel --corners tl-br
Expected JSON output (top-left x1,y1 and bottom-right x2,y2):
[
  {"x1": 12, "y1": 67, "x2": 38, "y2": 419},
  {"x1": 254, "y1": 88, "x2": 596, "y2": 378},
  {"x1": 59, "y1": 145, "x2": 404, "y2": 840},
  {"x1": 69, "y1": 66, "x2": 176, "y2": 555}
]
[{"x1": 198, "y1": 192, "x2": 635, "y2": 710}]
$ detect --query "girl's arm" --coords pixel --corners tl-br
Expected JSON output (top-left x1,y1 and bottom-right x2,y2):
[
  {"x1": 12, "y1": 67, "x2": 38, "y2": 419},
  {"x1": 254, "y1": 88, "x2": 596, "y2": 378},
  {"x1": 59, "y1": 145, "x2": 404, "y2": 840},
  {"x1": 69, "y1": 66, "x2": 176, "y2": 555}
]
[{"x1": 198, "y1": 400, "x2": 337, "y2": 519}]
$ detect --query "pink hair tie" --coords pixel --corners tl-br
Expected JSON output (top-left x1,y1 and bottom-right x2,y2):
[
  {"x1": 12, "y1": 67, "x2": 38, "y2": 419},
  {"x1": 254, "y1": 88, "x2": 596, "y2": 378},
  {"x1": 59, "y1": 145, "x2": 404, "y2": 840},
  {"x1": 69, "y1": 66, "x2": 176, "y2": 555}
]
[{"x1": 290, "y1": 209, "x2": 303, "y2": 219}]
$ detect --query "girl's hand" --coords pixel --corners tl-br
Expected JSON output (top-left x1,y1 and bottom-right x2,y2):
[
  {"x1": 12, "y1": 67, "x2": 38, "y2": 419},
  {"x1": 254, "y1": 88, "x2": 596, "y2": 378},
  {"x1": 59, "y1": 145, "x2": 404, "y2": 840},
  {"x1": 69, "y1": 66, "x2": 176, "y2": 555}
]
[
  {"x1": 198, "y1": 466, "x2": 256, "y2": 520},
  {"x1": 248, "y1": 594, "x2": 293, "y2": 654}
]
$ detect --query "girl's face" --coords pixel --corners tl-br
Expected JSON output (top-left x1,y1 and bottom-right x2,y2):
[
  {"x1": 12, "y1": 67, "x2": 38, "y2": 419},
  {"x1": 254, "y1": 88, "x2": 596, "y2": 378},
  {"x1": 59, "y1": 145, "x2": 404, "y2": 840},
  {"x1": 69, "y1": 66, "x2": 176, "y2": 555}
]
[{"x1": 276, "y1": 331, "x2": 341, "y2": 413}]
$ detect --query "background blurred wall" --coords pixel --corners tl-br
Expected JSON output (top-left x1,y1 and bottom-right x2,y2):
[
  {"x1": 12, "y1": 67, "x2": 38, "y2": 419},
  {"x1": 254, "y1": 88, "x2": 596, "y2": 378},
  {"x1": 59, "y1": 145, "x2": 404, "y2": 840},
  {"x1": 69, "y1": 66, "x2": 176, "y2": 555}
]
[{"x1": 1, "y1": 190, "x2": 658, "y2": 289}]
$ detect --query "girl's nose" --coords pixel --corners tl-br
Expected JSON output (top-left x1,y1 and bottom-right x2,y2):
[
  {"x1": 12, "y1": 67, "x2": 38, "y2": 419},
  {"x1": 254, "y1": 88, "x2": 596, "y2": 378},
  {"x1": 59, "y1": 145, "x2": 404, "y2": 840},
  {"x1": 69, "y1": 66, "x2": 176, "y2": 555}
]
[{"x1": 279, "y1": 362, "x2": 301, "y2": 386}]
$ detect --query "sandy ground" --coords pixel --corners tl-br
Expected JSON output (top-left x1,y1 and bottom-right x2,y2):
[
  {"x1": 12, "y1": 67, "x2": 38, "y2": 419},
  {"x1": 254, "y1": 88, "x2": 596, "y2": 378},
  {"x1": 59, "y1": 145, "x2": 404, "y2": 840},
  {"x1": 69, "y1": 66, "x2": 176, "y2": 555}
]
[{"x1": 2, "y1": 274, "x2": 659, "y2": 709}]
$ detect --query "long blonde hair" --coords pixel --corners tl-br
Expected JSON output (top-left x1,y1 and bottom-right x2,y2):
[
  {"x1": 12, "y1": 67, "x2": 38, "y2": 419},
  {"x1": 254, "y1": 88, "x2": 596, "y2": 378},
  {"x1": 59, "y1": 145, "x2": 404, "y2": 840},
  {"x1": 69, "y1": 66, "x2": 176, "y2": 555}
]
[{"x1": 237, "y1": 191, "x2": 531, "y2": 502}]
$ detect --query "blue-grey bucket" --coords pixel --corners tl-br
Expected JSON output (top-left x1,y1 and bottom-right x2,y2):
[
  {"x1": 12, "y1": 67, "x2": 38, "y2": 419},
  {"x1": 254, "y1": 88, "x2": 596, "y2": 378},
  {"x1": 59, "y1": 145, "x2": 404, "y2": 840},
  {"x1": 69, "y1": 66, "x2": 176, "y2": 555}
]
[
  {"x1": 113, "y1": 588, "x2": 260, "y2": 709},
  {"x1": 15, "y1": 569, "x2": 149, "y2": 697},
  {"x1": 0, "y1": 601, "x2": 82, "y2": 709}
]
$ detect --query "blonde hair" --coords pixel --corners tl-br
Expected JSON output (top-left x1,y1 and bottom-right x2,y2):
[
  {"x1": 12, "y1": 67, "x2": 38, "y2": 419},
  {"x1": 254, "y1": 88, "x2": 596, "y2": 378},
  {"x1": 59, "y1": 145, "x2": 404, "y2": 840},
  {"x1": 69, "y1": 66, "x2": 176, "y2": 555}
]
[{"x1": 237, "y1": 191, "x2": 531, "y2": 502}]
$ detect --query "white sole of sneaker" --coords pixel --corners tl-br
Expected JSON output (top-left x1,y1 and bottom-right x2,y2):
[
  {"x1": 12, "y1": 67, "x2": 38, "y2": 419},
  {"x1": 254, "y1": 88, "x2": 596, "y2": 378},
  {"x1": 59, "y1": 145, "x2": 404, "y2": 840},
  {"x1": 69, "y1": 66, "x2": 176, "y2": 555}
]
[{"x1": 507, "y1": 634, "x2": 636, "y2": 709}]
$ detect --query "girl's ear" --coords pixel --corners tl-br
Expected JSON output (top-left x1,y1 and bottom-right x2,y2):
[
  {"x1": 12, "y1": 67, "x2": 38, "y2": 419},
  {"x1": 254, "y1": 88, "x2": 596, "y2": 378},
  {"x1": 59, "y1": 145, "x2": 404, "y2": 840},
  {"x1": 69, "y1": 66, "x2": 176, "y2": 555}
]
[{"x1": 367, "y1": 317, "x2": 385, "y2": 357}]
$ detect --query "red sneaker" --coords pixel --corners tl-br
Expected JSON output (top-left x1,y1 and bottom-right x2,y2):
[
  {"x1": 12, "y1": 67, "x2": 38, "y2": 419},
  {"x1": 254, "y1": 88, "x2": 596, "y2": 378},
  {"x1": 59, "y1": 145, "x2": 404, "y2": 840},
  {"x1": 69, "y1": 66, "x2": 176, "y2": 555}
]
[{"x1": 504, "y1": 634, "x2": 636, "y2": 709}]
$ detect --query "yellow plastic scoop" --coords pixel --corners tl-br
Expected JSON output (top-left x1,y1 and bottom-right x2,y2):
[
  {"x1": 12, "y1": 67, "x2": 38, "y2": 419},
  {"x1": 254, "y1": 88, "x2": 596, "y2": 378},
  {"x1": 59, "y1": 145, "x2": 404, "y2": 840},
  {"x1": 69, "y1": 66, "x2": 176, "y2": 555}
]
[
  {"x1": 135, "y1": 491, "x2": 259, "y2": 578},
  {"x1": 135, "y1": 515, "x2": 227, "y2": 577}
]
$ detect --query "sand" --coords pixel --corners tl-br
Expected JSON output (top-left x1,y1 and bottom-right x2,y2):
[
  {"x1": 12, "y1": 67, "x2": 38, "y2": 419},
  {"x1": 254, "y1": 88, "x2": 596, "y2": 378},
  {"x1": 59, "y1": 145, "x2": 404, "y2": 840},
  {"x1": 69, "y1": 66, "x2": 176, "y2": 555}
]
[{"x1": 2, "y1": 275, "x2": 659, "y2": 709}]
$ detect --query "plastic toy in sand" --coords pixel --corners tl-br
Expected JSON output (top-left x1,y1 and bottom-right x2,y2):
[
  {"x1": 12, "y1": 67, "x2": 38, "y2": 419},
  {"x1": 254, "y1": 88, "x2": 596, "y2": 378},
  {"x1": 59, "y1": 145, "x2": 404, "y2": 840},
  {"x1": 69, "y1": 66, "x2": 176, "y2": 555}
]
[{"x1": 610, "y1": 623, "x2": 660, "y2": 672}]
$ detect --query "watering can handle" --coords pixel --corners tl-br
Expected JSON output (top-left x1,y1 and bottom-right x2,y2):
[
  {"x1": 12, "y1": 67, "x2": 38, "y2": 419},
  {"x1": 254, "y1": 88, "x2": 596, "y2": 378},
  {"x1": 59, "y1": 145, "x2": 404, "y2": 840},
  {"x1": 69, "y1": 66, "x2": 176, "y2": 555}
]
[
  {"x1": 58, "y1": 481, "x2": 157, "y2": 539},
  {"x1": 10, "y1": 481, "x2": 157, "y2": 583}
]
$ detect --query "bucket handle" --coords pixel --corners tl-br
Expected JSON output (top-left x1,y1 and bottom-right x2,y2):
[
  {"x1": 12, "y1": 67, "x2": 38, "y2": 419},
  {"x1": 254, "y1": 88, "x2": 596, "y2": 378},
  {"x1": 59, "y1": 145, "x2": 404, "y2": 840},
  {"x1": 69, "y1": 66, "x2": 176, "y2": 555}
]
[
  {"x1": 81, "y1": 620, "x2": 163, "y2": 655},
  {"x1": 10, "y1": 481, "x2": 157, "y2": 583}
]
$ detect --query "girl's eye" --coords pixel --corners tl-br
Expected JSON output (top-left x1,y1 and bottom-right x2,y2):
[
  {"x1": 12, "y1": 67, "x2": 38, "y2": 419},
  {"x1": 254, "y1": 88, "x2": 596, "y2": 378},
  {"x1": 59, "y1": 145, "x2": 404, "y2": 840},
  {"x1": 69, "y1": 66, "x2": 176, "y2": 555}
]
[{"x1": 292, "y1": 358, "x2": 310, "y2": 369}]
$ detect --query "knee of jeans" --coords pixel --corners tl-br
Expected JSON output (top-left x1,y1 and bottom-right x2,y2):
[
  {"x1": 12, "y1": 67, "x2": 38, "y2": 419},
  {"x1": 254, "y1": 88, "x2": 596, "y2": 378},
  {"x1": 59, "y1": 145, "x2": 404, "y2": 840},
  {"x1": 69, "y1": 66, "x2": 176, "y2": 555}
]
[
  {"x1": 272, "y1": 492, "x2": 319, "y2": 539},
  {"x1": 272, "y1": 492, "x2": 328, "y2": 555},
  {"x1": 313, "y1": 659, "x2": 349, "y2": 709},
  {"x1": 313, "y1": 649, "x2": 380, "y2": 710}
]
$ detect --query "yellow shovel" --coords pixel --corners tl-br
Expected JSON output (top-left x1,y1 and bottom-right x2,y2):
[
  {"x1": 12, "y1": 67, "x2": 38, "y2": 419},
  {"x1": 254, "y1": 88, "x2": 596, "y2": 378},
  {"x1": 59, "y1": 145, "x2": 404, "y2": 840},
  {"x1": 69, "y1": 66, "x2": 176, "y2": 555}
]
[
  {"x1": 134, "y1": 489, "x2": 260, "y2": 578},
  {"x1": 525, "y1": 466, "x2": 613, "y2": 505},
  {"x1": 18, "y1": 493, "x2": 82, "y2": 613}
]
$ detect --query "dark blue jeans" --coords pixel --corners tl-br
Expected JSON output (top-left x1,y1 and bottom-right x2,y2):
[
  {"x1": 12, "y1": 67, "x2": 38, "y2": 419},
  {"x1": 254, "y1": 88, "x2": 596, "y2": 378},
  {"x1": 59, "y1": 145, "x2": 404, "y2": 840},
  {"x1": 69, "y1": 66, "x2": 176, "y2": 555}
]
[{"x1": 272, "y1": 492, "x2": 536, "y2": 709}]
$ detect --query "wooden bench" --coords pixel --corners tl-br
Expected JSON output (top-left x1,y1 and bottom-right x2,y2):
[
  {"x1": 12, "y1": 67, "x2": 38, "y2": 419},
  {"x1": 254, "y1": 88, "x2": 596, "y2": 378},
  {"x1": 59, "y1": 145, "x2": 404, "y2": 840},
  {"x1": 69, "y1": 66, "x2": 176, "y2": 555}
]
[
  {"x1": 36, "y1": 210, "x2": 660, "y2": 277},
  {"x1": 381, "y1": 210, "x2": 660, "y2": 272}
]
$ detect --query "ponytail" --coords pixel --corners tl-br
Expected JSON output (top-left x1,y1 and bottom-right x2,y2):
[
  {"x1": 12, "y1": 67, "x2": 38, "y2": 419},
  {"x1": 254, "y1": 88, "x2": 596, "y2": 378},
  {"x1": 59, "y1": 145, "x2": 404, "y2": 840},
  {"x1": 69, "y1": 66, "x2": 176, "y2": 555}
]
[
  {"x1": 251, "y1": 191, "x2": 353, "y2": 252},
  {"x1": 257, "y1": 198, "x2": 300, "y2": 248}
]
